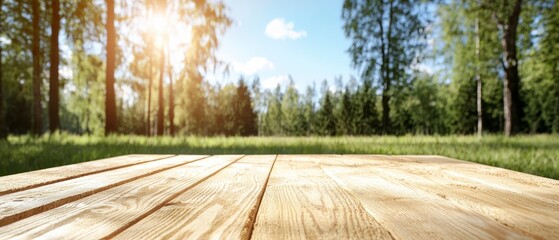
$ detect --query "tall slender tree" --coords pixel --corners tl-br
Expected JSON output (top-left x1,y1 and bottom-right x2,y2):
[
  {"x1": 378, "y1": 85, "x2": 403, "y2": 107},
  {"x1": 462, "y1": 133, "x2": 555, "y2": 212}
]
[
  {"x1": 0, "y1": 0, "x2": 6, "y2": 139},
  {"x1": 32, "y1": 0, "x2": 42, "y2": 135},
  {"x1": 483, "y1": 0, "x2": 523, "y2": 136},
  {"x1": 105, "y1": 0, "x2": 117, "y2": 135},
  {"x1": 49, "y1": 0, "x2": 60, "y2": 132},
  {"x1": 146, "y1": 45, "x2": 153, "y2": 136},
  {"x1": 343, "y1": 0, "x2": 426, "y2": 134},
  {"x1": 475, "y1": 7, "x2": 483, "y2": 137},
  {"x1": 167, "y1": 48, "x2": 174, "y2": 136},
  {"x1": 318, "y1": 91, "x2": 336, "y2": 136},
  {"x1": 156, "y1": 48, "x2": 164, "y2": 136}
]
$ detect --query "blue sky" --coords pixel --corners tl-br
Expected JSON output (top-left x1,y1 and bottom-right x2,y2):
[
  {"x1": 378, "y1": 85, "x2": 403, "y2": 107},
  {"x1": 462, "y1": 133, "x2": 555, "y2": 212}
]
[{"x1": 210, "y1": 0, "x2": 356, "y2": 91}]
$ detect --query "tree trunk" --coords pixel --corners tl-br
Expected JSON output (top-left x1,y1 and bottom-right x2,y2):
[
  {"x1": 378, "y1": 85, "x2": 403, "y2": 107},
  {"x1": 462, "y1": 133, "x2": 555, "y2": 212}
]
[
  {"x1": 146, "y1": 47, "x2": 153, "y2": 136},
  {"x1": 105, "y1": 0, "x2": 117, "y2": 135},
  {"x1": 156, "y1": 51, "x2": 164, "y2": 136},
  {"x1": 475, "y1": 13, "x2": 482, "y2": 137},
  {"x1": 48, "y1": 0, "x2": 60, "y2": 132},
  {"x1": 0, "y1": 0, "x2": 5, "y2": 139},
  {"x1": 381, "y1": 87, "x2": 390, "y2": 134},
  {"x1": 553, "y1": 61, "x2": 559, "y2": 133},
  {"x1": 499, "y1": 0, "x2": 522, "y2": 136},
  {"x1": 32, "y1": 0, "x2": 42, "y2": 135},
  {"x1": 167, "y1": 48, "x2": 174, "y2": 136},
  {"x1": 0, "y1": 33, "x2": 5, "y2": 139}
]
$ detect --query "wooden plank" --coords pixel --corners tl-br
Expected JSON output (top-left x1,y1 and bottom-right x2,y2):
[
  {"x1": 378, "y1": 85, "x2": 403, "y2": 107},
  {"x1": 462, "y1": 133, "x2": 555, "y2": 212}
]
[
  {"x1": 397, "y1": 155, "x2": 559, "y2": 201},
  {"x1": 371, "y1": 155, "x2": 559, "y2": 239},
  {"x1": 0, "y1": 155, "x2": 207, "y2": 227},
  {"x1": 0, "y1": 154, "x2": 174, "y2": 196},
  {"x1": 317, "y1": 155, "x2": 531, "y2": 240},
  {"x1": 251, "y1": 155, "x2": 393, "y2": 240},
  {"x1": 114, "y1": 155, "x2": 277, "y2": 240},
  {"x1": 0, "y1": 155, "x2": 243, "y2": 239}
]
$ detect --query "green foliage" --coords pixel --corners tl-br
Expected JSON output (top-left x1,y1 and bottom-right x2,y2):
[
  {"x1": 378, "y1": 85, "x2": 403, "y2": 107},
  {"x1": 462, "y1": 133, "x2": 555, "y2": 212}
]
[{"x1": 317, "y1": 91, "x2": 336, "y2": 136}]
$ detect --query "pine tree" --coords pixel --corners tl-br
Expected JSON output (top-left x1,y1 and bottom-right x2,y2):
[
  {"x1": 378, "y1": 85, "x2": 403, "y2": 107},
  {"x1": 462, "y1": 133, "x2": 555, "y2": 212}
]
[
  {"x1": 356, "y1": 79, "x2": 380, "y2": 135},
  {"x1": 281, "y1": 78, "x2": 302, "y2": 135},
  {"x1": 318, "y1": 91, "x2": 336, "y2": 136},
  {"x1": 339, "y1": 86, "x2": 355, "y2": 135},
  {"x1": 302, "y1": 84, "x2": 316, "y2": 135},
  {"x1": 234, "y1": 78, "x2": 257, "y2": 136}
]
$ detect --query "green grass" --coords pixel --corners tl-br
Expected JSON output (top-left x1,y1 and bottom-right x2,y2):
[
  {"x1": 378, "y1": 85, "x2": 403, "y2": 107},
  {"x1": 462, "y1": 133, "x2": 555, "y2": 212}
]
[{"x1": 1, "y1": 134, "x2": 558, "y2": 180}]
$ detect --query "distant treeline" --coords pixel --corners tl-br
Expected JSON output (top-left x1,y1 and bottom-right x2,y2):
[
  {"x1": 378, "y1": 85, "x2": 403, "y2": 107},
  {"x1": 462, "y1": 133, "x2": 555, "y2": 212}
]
[{"x1": 0, "y1": 0, "x2": 558, "y2": 137}]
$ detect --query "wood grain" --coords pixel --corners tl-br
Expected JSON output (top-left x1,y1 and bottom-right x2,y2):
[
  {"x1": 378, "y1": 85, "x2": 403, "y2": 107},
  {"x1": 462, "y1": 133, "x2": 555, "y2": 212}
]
[
  {"x1": 375, "y1": 155, "x2": 559, "y2": 238},
  {"x1": 251, "y1": 155, "x2": 393, "y2": 240},
  {"x1": 321, "y1": 155, "x2": 531, "y2": 239},
  {"x1": 397, "y1": 155, "x2": 559, "y2": 201},
  {"x1": 0, "y1": 155, "x2": 243, "y2": 239},
  {"x1": 1, "y1": 154, "x2": 558, "y2": 239},
  {"x1": 0, "y1": 155, "x2": 207, "y2": 227},
  {"x1": 114, "y1": 155, "x2": 276, "y2": 240},
  {"x1": 0, "y1": 154, "x2": 173, "y2": 196}
]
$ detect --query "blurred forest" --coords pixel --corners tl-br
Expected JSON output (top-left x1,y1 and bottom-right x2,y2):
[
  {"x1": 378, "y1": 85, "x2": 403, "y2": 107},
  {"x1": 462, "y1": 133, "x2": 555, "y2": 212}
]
[{"x1": 0, "y1": 0, "x2": 558, "y2": 138}]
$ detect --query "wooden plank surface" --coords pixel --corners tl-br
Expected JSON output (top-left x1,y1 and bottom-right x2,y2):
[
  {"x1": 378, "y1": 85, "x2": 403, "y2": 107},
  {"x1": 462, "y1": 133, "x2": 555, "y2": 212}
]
[
  {"x1": 317, "y1": 155, "x2": 531, "y2": 239},
  {"x1": 0, "y1": 154, "x2": 558, "y2": 239},
  {"x1": 0, "y1": 154, "x2": 173, "y2": 196},
  {"x1": 0, "y1": 155, "x2": 243, "y2": 239},
  {"x1": 251, "y1": 155, "x2": 393, "y2": 240},
  {"x1": 114, "y1": 155, "x2": 276, "y2": 240},
  {"x1": 381, "y1": 155, "x2": 559, "y2": 238},
  {"x1": 0, "y1": 155, "x2": 207, "y2": 227}
]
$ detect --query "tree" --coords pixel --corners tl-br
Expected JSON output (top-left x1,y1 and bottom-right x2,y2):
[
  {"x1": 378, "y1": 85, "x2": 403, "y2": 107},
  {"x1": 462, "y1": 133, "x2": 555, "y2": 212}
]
[
  {"x1": 481, "y1": 0, "x2": 524, "y2": 136},
  {"x1": 302, "y1": 83, "x2": 316, "y2": 135},
  {"x1": 167, "y1": 46, "x2": 175, "y2": 136},
  {"x1": 343, "y1": 0, "x2": 426, "y2": 134},
  {"x1": 32, "y1": 0, "x2": 42, "y2": 135},
  {"x1": 48, "y1": 0, "x2": 60, "y2": 132},
  {"x1": 0, "y1": 0, "x2": 6, "y2": 139},
  {"x1": 521, "y1": 1, "x2": 559, "y2": 133},
  {"x1": 441, "y1": 0, "x2": 504, "y2": 134},
  {"x1": 338, "y1": 86, "x2": 355, "y2": 135},
  {"x1": 234, "y1": 78, "x2": 257, "y2": 136},
  {"x1": 281, "y1": 77, "x2": 303, "y2": 135},
  {"x1": 356, "y1": 79, "x2": 380, "y2": 135},
  {"x1": 544, "y1": 0, "x2": 559, "y2": 133},
  {"x1": 318, "y1": 90, "x2": 336, "y2": 136},
  {"x1": 475, "y1": 6, "x2": 482, "y2": 137},
  {"x1": 156, "y1": 47, "x2": 165, "y2": 136},
  {"x1": 104, "y1": 0, "x2": 117, "y2": 135}
]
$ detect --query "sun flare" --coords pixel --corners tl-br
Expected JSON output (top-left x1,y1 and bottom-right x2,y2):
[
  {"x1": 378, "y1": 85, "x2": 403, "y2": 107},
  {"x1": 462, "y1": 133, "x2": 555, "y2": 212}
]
[{"x1": 134, "y1": 10, "x2": 191, "y2": 68}]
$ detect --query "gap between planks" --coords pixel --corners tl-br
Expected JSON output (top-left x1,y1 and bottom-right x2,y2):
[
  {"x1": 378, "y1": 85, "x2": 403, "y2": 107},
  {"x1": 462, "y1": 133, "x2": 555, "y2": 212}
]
[{"x1": 241, "y1": 154, "x2": 277, "y2": 240}]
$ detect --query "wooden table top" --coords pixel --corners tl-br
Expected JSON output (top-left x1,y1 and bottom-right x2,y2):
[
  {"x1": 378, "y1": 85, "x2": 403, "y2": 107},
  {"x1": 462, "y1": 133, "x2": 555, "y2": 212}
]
[{"x1": 0, "y1": 154, "x2": 558, "y2": 239}]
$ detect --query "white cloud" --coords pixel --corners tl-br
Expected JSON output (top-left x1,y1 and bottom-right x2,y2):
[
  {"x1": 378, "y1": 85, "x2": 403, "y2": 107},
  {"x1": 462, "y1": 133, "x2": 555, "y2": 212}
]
[
  {"x1": 262, "y1": 75, "x2": 289, "y2": 89},
  {"x1": 265, "y1": 18, "x2": 307, "y2": 40},
  {"x1": 233, "y1": 57, "x2": 275, "y2": 75}
]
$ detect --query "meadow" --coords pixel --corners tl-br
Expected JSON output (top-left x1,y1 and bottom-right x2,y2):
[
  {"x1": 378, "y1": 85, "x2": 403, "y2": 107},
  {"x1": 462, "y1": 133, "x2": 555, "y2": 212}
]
[{"x1": 0, "y1": 134, "x2": 558, "y2": 180}]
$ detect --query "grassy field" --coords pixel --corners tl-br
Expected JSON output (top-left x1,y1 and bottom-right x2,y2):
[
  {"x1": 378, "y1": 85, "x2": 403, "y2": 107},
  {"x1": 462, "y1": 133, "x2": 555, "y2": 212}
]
[{"x1": 0, "y1": 134, "x2": 558, "y2": 180}]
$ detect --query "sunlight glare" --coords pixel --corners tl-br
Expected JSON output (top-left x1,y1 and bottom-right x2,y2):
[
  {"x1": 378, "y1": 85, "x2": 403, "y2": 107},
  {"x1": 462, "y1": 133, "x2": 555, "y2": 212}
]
[{"x1": 135, "y1": 9, "x2": 191, "y2": 71}]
